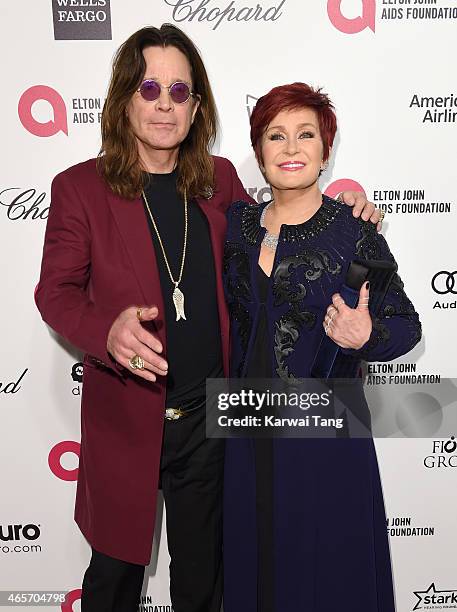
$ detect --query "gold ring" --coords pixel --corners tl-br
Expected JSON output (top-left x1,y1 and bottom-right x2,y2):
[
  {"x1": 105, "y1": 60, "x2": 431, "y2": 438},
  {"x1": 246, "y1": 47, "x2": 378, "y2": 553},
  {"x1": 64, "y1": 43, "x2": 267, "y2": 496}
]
[
  {"x1": 129, "y1": 355, "x2": 144, "y2": 370},
  {"x1": 136, "y1": 307, "x2": 143, "y2": 322},
  {"x1": 379, "y1": 210, "x2": 386, "y2": 222}
]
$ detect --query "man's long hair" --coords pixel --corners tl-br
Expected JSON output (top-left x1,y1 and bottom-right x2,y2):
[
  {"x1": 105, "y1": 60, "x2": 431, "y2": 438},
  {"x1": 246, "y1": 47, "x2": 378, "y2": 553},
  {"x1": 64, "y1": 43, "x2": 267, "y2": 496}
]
[{"x1": 97, "y1": 24, "x2": 218, "y2": 199}]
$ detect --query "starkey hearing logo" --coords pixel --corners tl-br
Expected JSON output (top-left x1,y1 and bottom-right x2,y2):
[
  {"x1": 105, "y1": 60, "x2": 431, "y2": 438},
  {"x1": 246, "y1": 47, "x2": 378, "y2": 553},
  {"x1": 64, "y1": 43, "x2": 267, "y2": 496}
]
[
  {"x1": 413, "y1": 583, "x2": 457, "y2": 610},
  {"x1": 18, "y1": 86, "x2": 68, "y2": 137},
  {"x1": 327, "y1": 0, "x2": 376, "y2": 34}
]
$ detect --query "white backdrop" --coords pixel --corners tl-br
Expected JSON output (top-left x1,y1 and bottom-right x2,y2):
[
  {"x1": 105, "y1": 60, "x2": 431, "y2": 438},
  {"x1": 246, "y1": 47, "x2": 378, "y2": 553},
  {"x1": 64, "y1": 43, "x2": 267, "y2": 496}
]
[{"x1": 1, "y1": 1, "x2": 456, "y2": 611}]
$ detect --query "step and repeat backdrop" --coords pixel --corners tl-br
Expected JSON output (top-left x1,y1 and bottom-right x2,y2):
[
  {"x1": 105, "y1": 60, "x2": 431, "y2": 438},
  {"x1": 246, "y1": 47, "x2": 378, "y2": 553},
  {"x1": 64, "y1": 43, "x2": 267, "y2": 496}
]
[{"x1": 1, "y1": 1, "x2": 456, "y2": 611}]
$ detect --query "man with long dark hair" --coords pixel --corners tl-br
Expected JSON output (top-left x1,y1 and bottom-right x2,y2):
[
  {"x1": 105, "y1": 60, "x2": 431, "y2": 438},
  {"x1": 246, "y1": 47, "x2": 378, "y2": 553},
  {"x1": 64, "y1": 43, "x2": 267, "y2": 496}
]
[{"x1": 36, "y1": 24, "x2": 381, "y2": 612}]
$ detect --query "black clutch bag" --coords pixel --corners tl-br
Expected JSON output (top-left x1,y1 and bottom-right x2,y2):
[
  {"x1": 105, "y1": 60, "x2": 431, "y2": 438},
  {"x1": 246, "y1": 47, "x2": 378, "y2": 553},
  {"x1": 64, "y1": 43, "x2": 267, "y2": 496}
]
[{"x1": 310, "y1": 259, "x2": 398, "y2": 378}]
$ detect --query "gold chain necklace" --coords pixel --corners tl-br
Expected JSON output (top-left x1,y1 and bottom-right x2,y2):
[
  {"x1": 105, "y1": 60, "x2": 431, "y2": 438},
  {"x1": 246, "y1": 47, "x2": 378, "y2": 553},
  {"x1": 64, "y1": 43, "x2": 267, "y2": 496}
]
[{"x1": 142, "y1": 189, "x2": 188, "y2": 322}]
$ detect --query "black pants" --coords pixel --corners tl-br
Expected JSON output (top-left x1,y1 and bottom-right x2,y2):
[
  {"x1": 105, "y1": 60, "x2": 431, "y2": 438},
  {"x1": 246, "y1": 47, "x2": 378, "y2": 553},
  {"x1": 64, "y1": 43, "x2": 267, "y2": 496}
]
[{"x1": 81, "y1": 407, "x2": 224, "y2": 612}]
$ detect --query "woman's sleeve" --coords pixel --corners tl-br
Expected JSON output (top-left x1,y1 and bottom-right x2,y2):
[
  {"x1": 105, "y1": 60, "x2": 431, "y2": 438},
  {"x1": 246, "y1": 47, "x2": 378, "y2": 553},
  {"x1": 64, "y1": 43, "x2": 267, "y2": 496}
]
[
  {"x1": 341, "y1": 222, "x2": 422, "y2": 362},
  {"x1": 35, "y1": 171, "x2": 123, "y2": 376}
]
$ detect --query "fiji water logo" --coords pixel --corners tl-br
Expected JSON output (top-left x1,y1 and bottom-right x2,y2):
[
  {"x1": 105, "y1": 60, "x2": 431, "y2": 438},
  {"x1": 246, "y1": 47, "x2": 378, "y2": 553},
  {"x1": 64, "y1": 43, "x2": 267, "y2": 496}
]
[{"x1": 327, "y1": 0, "x2": 376, "y2": 34}]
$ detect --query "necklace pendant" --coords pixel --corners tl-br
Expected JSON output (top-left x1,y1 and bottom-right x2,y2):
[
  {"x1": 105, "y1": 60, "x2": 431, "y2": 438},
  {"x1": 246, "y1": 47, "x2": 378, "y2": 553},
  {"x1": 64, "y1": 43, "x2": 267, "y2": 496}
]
[{"x1": 172, "y1": 286, "x2": 186, "y2": 321}]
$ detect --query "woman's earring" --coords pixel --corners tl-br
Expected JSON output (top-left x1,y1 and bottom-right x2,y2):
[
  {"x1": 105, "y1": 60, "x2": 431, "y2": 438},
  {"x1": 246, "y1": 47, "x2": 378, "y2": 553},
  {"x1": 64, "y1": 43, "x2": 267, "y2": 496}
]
[{"x1": 319, "y1": 160, "x2": 328, "y2": 177}]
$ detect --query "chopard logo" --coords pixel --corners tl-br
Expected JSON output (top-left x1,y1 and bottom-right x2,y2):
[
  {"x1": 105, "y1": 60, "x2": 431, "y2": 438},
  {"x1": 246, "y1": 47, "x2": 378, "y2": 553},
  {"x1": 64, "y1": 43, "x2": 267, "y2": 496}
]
[
  {"x1": 431, "y1": 271, "x2": 457, "y2": 295},
  {"x1": 164, "y1": 0, "x2": 286, "y2": 30},
  {"x1": 0, "y1": 188, "x2": 49, "y2": 221}
]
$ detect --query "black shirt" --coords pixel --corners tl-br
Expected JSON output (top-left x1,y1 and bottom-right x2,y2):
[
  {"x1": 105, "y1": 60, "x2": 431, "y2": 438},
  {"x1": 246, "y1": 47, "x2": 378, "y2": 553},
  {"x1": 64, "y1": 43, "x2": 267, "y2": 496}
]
[{"x1": 142, "y1": 170, "x2": 223, "y2": 405}]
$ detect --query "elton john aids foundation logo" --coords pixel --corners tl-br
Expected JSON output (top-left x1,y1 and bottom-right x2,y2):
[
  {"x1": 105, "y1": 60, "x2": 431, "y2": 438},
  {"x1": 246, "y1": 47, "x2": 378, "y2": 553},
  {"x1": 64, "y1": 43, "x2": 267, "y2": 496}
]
[
  {"x1": 324, "y1": 179, "x2": 366, "y2": 200},
  {"x1": 61, "y1": 589, "x2": 82, "y2": 612},
  {"x1": 48, "y1": 441, "x2": 80, "y2": 481},
  {"x1": 18, "y1": 86, "x2": 67, "y2": 137},
  {"x1": 327, "y1": 0, "x2": 376, "y2": 33}
]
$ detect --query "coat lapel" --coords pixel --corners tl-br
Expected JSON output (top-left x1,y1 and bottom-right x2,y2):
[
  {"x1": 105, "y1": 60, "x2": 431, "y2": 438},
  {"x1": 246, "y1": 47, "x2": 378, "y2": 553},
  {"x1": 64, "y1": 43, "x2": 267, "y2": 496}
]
[
  {"x1": 107, "y1": 190, "x2": 166, "y2": 347},
  {"x1": 106, "y1": 188, "x2": 230, "y2": 373}
]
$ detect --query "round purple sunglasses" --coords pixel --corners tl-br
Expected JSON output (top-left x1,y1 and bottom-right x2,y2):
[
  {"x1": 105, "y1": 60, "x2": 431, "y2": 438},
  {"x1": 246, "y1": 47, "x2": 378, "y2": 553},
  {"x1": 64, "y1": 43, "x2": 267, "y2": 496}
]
[{"x1": 137, "y1": 79, "x2": 196, "y2": 104}]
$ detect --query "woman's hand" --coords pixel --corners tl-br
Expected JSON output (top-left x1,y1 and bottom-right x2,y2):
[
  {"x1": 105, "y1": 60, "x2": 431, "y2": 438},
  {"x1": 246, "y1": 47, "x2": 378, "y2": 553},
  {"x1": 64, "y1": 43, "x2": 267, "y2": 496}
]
[
  {"x1": 339, "y1": 192, "x2": 383, "y2": 230},
  {"x1": 107, "y1": 305, "x2": 168, "y2": 382},
  {"x1": 323, "y1": 282, "x2": 372, "y2": 350}
]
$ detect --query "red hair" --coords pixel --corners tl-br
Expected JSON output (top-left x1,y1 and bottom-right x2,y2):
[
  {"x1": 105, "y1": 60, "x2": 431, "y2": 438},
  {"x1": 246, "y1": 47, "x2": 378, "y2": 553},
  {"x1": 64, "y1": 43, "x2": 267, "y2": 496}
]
[{"x1": 250, "y1": 82, "x2": 337, "y2": 163}]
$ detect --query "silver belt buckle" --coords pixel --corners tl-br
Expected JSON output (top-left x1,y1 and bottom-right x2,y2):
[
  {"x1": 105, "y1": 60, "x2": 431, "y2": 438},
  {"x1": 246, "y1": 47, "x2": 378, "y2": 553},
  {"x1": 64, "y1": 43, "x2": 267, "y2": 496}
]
[{"x1": 165, "y1": 407, "x2": 186, "y2": 421}]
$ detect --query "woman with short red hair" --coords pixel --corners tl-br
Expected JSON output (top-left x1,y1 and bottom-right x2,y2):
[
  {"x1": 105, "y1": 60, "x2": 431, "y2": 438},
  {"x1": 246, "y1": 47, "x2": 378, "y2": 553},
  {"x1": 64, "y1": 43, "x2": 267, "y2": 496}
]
[{"x1": 222, "y1": 83, "x2": 421, "y2": 611}]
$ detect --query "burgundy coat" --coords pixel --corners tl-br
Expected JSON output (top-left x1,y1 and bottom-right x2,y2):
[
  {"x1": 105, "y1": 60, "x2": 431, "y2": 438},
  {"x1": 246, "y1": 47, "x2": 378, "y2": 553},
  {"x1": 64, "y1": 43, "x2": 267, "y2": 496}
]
[{"x1": 36, "y1": 156, "x2": 252, "y2": 565}]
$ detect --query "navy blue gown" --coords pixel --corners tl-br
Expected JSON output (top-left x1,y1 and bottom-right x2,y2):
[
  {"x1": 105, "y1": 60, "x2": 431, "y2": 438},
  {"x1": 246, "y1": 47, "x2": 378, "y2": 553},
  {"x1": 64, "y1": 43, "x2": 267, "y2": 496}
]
[{"x1": 222, "y1": 197, "x2": 422, "y2": 612}]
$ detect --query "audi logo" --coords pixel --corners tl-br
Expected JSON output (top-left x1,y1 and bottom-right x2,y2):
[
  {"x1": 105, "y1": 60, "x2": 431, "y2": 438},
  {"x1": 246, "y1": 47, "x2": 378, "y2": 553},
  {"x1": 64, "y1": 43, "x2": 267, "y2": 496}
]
[{"x1": 431, "y1": 271, "x2": 457, "y2": 295}]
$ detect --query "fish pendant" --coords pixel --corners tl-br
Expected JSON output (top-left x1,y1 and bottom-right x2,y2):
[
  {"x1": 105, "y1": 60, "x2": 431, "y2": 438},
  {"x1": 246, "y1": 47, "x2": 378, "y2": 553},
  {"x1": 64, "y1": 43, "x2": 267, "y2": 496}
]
[{"x1": 172, "y1": 286, "x2": 186, "y2": 321}]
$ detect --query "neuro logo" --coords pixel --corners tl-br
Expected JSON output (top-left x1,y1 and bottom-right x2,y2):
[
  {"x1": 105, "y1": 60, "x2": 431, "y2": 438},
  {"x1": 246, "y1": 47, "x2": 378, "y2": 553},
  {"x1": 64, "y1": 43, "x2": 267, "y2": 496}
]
[
  {"x1": 327, "y1": 0, "x2": 376, "y2": 34},
  {"x1": 18, "y1": 86, "x2": 68, "y2": 137},
  {"x1": 0, "y1": 524, "x2": 41, "y2": 542},
  {"x1": 324, "y1": 179, "x2": 366, "y2": 200},
  {"x1": 48, "y1": 441, "x2": 80, "y2": 481}
]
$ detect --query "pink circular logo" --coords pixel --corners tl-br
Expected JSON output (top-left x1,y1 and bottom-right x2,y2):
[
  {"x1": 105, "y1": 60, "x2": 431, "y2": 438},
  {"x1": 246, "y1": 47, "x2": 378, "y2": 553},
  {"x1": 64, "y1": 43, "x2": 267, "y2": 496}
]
[
  {"x1": 61, "y1": 589, "x2": 82, "y2": 612},
  {"x1": 327, "y1": 0, "x2": 376, "y2": 34},
  {"x1": 48, "y1": 441, "x2": 80, "y2": 481},
  {"x1": 18, "y1": 85, "x2": 68, "y2": 137},
  {"x1": 324, "y1": 179, "x2": 366, "y2": 200}
]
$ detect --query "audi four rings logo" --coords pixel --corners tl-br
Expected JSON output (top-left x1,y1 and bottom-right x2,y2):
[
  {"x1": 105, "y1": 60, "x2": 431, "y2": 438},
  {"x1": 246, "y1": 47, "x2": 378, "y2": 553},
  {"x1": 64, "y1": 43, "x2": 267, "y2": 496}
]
[{"x1": 431, "y1": 271, "x2": 457, "y2": 295}]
